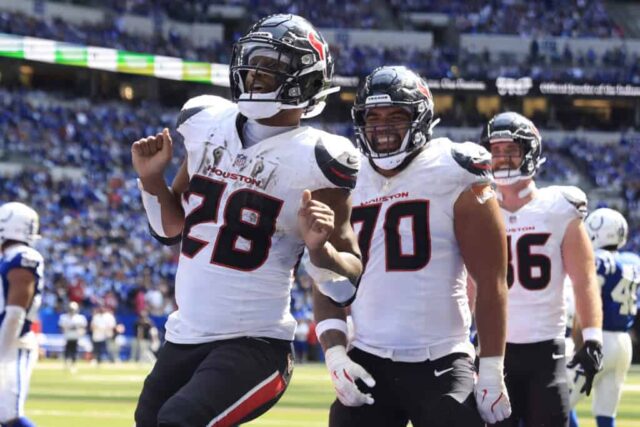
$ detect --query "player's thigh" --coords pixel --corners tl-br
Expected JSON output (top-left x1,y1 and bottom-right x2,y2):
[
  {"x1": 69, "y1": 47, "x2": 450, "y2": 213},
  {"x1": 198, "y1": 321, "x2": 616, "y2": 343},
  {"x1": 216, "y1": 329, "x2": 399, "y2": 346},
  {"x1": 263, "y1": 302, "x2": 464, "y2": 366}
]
[
  {"x1": 568, "y1": 366, "x2": 586, "y2": 409},
  {"x1": 0, "y1": 348, "x2": 37, "y2": 422},
  {"x1": 329, "y1": 398, "x2": 408, "y2": 427},
  {"x1": 412, "y1": 354, "x2": 483, "y2": 427},
  {"x1": 592, "y1": 333, "x2": 632, "y2": 417},
  {"x1": 157, "y1": 337, "x2": 293, "y2": 427},
  {"x1": 526, "y1": 340, "x2": 569, "y2": 426},
  {"x1": 497, "y1": 344, "x2": 528, "y2": 424},
  {"x1": 135, "y1": 341, "x2": 212, "y2": 427}
]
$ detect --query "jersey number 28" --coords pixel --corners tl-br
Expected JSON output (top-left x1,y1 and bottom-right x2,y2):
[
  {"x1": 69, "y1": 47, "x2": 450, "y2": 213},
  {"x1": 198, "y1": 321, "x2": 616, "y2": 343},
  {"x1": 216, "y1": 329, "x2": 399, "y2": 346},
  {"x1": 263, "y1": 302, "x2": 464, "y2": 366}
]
[{"x1": 181, "y1": 176, "x2": 283, "y2": 271}]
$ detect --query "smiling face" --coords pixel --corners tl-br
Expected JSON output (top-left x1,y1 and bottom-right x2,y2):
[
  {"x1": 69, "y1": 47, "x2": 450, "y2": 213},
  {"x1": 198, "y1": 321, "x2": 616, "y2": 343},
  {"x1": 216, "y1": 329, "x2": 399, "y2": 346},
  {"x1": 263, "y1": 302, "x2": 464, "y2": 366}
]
[
  {"x1": 490, "y1": 139, "x2": 523, "y2": 173},
  {"x1": 244, "y1": 51, "x2": 291, "y2": 94},
  {"x1": 363, "y1": 106, "x2": 412, "y2": 154}
]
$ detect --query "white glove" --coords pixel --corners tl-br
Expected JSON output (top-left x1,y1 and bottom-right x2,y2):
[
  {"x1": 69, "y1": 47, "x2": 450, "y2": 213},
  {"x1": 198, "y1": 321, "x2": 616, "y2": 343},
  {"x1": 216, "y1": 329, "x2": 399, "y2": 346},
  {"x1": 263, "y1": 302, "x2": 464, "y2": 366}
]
[
  {"x1": 475, "y1": 356, "x2": 512, "y2": 424},
  {"x1": 325, "y1": 345, "x2": 376, "y2": 407}
]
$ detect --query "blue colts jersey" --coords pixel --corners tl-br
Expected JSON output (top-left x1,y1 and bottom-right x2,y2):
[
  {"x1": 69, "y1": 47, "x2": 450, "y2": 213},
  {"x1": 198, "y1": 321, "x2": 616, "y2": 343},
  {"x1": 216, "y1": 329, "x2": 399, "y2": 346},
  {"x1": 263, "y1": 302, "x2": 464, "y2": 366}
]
[
  {"x1": 0, "y1": 244, "x2": 44, "y2": 337},
  {"x1": 597, "y1": 249, "x2": 640, "y2": 332}
]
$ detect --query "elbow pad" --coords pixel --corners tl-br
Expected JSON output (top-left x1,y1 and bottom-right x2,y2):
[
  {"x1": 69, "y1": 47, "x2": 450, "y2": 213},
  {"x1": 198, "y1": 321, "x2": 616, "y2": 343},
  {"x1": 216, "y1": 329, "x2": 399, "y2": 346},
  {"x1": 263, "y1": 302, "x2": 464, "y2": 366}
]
[
  {"x1": 138, "y1": 179, "x2": 169, "y2": 238},
  {"x1": 302, "y1": 257, "x2": 357, "y2": 305},
  {"x1": 315, "y1": 279, "x2": 357, "y2": 306}
]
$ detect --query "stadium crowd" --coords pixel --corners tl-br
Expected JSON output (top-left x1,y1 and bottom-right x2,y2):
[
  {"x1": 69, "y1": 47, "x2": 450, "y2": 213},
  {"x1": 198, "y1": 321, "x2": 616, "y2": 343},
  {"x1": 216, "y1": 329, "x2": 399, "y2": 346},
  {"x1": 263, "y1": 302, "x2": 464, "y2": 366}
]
[
  {"x1": 391, "y1": 0, "x2": 621, "y2": 37},
  {"x1": 1, "y1": 4, "x2": 639, "y2": 84},
  {"x1": 52, "y1": 0, "x2": 619, "y2": 37}
]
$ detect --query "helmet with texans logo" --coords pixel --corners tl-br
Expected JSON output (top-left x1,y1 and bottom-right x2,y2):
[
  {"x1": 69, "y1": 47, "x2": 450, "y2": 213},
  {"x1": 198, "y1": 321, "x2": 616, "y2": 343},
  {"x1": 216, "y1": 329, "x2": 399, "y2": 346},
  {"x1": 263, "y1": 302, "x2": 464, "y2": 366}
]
[
  {"x1": 352, "y1": 66, "x2": 436, "y2": 170},
  {"x1": 480, "y1": 112, "x2": 544, "y2": 185},
  {"x1": 230, "y1": 14, "x2": 336, "y2": 120}
]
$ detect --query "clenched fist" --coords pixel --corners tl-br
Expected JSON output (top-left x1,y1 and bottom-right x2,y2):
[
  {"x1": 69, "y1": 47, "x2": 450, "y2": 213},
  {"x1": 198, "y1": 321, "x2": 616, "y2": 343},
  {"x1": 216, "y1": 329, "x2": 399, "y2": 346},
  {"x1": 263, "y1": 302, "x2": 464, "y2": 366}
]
[{"x1": 131, "y1": 128, "x2": 173, "y2": 181}]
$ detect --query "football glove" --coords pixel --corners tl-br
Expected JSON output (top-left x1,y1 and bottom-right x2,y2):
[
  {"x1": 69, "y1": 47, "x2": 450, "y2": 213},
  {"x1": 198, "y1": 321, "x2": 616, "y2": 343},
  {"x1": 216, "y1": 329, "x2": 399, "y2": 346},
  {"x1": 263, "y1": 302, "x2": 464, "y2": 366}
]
[
  {"x1": 567, "y1": 340, "x2": 603, "y2": 396},
  {"x1": 475, "y1": 356, "x2": 512, "y2": 424},
  {"x1": 324, "y1": 345, "x2": 376, "y2": 407}
]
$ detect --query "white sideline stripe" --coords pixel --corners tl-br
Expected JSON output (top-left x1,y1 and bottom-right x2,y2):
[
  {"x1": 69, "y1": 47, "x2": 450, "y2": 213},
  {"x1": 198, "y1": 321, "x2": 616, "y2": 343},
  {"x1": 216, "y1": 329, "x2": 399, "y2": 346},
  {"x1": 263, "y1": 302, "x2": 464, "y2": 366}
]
[
  {"x1": 207, "y1": 370, "x2": 279, "y2": 427},
  {"x1": 29, "y1": 409, "x2": 131, "y2": 419}
]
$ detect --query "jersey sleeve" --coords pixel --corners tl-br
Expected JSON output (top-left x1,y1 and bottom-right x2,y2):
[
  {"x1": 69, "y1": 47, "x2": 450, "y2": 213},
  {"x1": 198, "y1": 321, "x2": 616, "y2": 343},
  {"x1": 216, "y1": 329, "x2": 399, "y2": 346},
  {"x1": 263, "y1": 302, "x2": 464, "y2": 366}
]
[
  {"x1": 594, "y1": 249, "x2": 613, "y2": 279},
  {"x1": 450, "y1": 142, "x2": 493, "y2": 186},
  {"x1": 176, "y1": 95, "x2": 236, "y2": 155},
  {"x1": 549, "y1": 185, "x2": 588, "y2": 220},
  {"x1": 8, "y1": 249, "x2": 44, "y2": 279},
  {"x1": 313, "y1": 133, "x2": 360, "y2": 190}
]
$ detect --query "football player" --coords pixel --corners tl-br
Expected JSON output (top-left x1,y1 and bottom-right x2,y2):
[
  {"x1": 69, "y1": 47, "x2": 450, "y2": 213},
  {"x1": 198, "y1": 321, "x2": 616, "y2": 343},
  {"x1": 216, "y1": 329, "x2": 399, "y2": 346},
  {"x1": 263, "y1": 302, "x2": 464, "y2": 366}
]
[
  {"x1": 0, "y1": 202, "x2": 43, "y2": 427},
  {"x1": 569, "y1": 208, "x2": 640, "y2": 427},
  {"x1": 312, "y1": 66, "x2": 511, "y2": 427},
  {"x1": 132, "y1": 14, "x2": 363, "y2": 427},
  {"x1": 480, "y1": 112, "x2": 604, "y2": 426}
]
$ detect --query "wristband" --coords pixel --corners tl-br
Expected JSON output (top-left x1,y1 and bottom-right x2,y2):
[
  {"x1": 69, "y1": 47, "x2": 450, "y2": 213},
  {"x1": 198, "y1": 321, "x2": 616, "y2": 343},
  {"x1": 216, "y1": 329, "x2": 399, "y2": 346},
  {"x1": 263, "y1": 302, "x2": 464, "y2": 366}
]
[
  {"x1": 478, "y1": 356, "x2": 505, "y2": 382},
  {"x1": 582, "y1": 327, "x2": 603, "y2": 344},
  {"x1": 316, "y1": 318, "x2": 348, "y2": 341}
]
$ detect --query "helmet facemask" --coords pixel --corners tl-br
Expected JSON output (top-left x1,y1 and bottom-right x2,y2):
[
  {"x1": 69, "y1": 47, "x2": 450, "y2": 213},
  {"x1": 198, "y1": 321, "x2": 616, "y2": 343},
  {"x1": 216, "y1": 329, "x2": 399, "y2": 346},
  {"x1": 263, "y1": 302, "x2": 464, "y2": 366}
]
[
  {"x1": 230, "y1": 32, "x2": 337, "y2": 120},
  {"x1": 353, "y1": 98, "x2": 433, "y2": 171},
  {"x1": 482, "y1": 113, "x2": 545, "y2": 185}
]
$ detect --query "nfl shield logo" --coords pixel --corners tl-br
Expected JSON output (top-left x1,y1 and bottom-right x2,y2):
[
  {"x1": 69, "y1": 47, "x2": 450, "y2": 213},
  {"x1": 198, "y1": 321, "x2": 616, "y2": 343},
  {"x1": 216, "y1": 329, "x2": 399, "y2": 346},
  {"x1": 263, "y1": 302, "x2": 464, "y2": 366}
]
[
  {"x1": 509, "y1": 216, "x2": 517, "y2": 224},
  {"x1": 233, "y1": 154, "x2": 248, "y2": 168}
]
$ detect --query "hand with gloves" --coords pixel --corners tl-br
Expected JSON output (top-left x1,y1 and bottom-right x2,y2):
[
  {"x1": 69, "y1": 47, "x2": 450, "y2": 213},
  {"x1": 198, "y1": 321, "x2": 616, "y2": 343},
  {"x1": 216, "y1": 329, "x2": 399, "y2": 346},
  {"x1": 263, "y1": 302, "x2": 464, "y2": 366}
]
[
  {"x1": 324, "y1": 345, "x2": 376, "y2": 407},
  {"x1": 567, "y1": 340, "x2": 603, "y2": 396},
  {"x1": 475, "y1": 356, "x2": 512, "y2": 424}
]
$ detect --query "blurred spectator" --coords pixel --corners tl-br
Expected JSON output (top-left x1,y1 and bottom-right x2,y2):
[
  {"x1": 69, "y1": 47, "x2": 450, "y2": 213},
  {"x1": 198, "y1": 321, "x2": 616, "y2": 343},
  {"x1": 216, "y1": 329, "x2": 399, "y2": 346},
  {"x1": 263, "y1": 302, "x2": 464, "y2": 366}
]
[
  {"x1": 58, "y1": 301, "x2": 87, "y2": 372},
  {"x1": 90, "y1": 305, "x2": 116, "y2": 363},
  {"x1": 294, "y1": 317, "x2": 310, "y2": 363},
  {"x1": 131, "y1": 310, "x2": 158, "y2": 363}
]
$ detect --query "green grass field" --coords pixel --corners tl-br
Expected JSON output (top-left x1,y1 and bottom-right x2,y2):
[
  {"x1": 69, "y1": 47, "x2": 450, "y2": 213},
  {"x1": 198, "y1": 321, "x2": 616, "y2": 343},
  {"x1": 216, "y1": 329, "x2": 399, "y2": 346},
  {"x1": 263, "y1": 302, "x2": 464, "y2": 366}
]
[{"x1": 25, "y1": 361, "x2": 640, "y2": 426}]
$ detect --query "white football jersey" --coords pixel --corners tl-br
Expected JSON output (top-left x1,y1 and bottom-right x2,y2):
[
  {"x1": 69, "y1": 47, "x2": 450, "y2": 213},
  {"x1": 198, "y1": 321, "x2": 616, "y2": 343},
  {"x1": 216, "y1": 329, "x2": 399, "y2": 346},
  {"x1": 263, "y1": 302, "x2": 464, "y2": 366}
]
[
  {"x1": 503, "y1": 185, "x2": 587, "y2": 343},
  {"x1": 166, "y1": 95, "x2": 360, "y2": 344},
  {"x1": 349, "y1": 138, "x2": 492, "y2": 361}
]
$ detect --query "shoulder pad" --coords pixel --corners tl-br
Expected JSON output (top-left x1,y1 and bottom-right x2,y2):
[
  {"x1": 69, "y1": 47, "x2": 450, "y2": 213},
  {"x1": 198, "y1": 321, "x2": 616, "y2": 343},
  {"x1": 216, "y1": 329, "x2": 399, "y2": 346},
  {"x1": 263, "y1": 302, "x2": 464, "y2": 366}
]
[
  {"x1": 550, "y1": 185, "x2": 588, "y2": 218},
  {"x1": 450, "y1": 142, "x2": 493, "y2": 178},
  {"x1": 18, "y1": 252, "x2": 41, "y2": 269},
  {"x1": 176, "y1": 95, "x2": 235, "y2": 128},
  {"x1": 314, "y1": 135, "x2": 360, "y2": 190},
  {"x1": 8, "y1": 248, "x2": 43, "y2": 274},
  {"x1": 148, "y1": 224, "x2": 182, "y2": 246}
]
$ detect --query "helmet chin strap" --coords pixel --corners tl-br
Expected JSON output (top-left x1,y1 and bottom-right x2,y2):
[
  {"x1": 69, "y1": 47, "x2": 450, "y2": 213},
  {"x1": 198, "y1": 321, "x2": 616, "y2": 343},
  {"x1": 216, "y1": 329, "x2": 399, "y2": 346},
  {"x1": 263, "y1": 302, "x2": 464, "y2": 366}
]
[
  {"x1": 238, "y1": 86, "x2": 341, "y2": 120},
  {"x1": 494, "y1": 173, "x2": 536, "y2": 198},
  {"x1": 368, "y1": 126, "x2": 414, "y2": 171},
  {"x1": 237, "y1": 90, "x2": 284, "y2": 119},
  {"x1": 370, "y1": 150, "x2": 411, "y2": 170}
]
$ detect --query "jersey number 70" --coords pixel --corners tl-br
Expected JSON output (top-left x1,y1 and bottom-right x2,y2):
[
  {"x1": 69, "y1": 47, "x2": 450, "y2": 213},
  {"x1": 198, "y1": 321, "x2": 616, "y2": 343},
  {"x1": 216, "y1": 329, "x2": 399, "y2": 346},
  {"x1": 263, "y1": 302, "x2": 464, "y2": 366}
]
[
  {"x1": 180, "y1": 175, "x2": 283, "y2": 271},
  {"x1": 351, "y1": 200, "x2": 430, "y2": 271}
]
